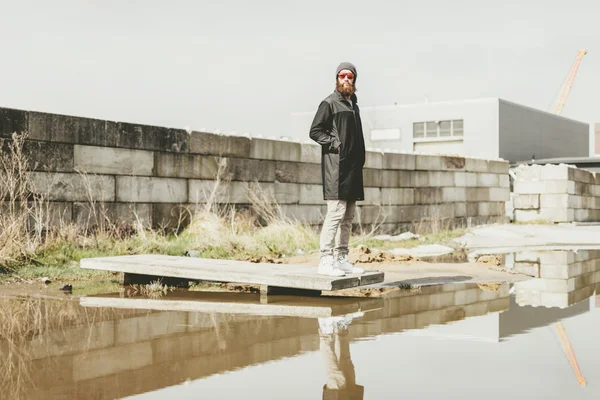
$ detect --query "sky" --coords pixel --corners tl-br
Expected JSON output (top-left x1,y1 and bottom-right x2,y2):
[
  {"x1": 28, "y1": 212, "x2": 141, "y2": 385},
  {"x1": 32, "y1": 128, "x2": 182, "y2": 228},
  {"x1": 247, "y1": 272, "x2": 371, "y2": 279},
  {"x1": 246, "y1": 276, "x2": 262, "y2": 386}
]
[{"x1": 0, "y1": 0, "x2": 598, "y2": 138}]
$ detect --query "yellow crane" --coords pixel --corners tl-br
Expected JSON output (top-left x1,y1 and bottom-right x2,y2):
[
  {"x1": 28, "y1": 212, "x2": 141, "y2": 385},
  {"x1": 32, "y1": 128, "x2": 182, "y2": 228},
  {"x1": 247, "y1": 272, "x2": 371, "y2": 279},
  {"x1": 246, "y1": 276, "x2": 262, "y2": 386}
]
[
  {"x1": 549, "y1": 49, "x2": 588, "y2": 387},
  {"x1": 552, "y1": 49, "x2": 587, "y2": 115}
]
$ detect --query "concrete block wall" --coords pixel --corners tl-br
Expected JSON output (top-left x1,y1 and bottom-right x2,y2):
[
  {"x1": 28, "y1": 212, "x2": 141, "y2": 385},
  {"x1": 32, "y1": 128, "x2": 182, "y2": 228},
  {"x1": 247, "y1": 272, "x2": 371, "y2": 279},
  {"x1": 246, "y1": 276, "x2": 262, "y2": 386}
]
[
  {"x1": 508, "y1": 250, "x2": 600, "y2": 308},
  {"x1": 512, "y1": 164, "x2": 600, "y2": 223},
  {"x1": 1, "y1": 106, "x2": 510, "y2": 232}
]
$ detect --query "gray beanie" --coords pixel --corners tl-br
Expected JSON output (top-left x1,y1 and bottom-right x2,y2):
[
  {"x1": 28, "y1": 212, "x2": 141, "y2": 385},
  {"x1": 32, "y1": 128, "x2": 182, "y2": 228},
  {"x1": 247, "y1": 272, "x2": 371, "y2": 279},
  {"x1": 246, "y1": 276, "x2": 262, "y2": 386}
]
[{"x1": 336, "y1": 62, "x2": 357, "y2": 82}]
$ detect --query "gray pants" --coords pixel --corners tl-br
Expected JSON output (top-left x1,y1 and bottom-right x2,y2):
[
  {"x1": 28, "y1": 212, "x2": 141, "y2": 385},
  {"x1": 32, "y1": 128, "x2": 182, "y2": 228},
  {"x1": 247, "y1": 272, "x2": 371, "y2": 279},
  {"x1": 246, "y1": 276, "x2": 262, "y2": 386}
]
[{"x1": 320, "y1": 200, "x2": 356, "y2": 256}]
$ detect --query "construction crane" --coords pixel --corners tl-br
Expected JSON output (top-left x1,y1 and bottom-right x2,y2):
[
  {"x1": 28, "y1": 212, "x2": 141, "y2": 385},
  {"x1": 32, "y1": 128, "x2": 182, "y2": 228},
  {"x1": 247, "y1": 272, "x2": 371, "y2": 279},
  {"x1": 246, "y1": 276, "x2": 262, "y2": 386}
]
[
  {"x1": 552, "y1": 49, "x2": 587, "y2": 115},
  {"x1": 548, "y1": 49, "x2": 588, "y2": 387}
]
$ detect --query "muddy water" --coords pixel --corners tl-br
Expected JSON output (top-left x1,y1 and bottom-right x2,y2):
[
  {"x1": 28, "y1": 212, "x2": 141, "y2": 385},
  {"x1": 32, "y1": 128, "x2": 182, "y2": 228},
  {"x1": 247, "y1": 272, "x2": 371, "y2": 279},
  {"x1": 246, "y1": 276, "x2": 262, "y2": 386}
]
[{"x1": 1, "y1": 250, "x2": 600, "y2": 399}]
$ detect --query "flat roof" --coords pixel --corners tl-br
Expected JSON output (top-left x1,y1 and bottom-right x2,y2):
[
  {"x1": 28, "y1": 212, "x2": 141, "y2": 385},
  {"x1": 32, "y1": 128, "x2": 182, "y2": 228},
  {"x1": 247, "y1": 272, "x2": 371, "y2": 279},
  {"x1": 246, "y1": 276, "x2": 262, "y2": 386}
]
[{"x1": 515, "y1": 156, "x2": 600, "y2": 166}]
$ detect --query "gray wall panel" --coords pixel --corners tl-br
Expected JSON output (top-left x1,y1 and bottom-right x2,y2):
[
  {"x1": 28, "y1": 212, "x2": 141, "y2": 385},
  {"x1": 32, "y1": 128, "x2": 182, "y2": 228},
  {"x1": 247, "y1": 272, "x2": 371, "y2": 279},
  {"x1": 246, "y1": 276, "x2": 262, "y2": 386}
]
[{"x1": 499, "y1": 100, "x2": 588, "y2": 163}]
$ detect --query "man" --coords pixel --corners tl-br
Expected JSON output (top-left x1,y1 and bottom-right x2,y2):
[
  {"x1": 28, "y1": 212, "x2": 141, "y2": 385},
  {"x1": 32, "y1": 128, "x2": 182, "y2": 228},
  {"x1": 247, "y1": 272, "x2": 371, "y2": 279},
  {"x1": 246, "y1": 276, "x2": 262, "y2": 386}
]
[{"x1": 309, "y1": 62, "x2": 366, "y2": 277}]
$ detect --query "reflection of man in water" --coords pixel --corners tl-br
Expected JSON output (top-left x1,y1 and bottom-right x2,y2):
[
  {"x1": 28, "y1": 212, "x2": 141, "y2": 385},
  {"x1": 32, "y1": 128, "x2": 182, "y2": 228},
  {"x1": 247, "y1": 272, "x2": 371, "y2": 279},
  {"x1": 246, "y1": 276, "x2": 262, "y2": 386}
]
[{"x1": 318, "y1": 313, "x2": 364, "y2": 400}]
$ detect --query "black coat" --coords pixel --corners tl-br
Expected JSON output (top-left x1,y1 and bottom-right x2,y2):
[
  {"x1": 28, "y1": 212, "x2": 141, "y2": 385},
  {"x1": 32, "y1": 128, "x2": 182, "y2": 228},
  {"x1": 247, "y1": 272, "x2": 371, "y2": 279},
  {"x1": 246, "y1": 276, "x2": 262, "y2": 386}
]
[{"x1": 309, "y1": 89, "x2": 366, "y2": 201}]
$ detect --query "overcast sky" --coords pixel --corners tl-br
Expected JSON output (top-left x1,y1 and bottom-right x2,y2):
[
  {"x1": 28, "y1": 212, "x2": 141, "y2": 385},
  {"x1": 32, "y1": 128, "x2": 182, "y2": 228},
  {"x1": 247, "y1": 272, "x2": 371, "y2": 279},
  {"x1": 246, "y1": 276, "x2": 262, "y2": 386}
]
[{"x1": 1, "y1": 0, "x2": 598, "y2": 137}]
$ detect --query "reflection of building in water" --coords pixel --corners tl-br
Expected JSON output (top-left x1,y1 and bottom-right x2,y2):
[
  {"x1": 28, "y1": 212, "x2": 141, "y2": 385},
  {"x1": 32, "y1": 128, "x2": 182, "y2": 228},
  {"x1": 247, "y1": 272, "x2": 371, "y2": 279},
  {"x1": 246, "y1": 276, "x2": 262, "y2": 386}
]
[{"x1": 507, "y1": 250, "x2": 600, "y2": 308}]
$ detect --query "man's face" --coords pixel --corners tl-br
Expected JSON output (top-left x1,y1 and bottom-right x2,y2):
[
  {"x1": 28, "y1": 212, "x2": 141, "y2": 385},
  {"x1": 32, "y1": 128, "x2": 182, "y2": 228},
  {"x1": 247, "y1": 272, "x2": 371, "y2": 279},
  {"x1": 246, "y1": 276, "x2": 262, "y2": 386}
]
[{"x1": 337, "y1": 69, "x2": 355, "y2": 96}]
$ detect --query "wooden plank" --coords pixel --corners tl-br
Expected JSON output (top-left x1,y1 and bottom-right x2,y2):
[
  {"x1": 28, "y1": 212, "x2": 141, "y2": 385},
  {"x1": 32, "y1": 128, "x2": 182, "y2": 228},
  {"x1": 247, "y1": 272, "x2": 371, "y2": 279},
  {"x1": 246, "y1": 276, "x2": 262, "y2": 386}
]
[
  {"x1": 79, "y1": 291, "x2": 383, "y2": 318},
  {"x1": 80, "y1": 254, "x2": 384, "y2": 291}
]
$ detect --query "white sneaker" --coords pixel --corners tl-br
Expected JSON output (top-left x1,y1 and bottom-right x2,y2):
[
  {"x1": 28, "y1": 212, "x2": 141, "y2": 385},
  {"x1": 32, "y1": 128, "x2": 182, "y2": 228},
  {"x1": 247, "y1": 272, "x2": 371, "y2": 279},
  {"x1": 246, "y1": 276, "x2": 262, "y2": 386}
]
[
  {"x1": 335, "y1": 254, "x2": 364, "y2": 274},
  {"x1": 318, "y1": 255, "x2": 346, "y2": 277}
]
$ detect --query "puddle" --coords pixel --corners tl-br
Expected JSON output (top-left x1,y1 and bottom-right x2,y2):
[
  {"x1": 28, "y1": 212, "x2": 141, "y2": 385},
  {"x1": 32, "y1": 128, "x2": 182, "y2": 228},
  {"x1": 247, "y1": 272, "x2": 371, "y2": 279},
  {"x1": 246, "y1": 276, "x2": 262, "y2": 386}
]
[{"x1": 1, "y1": 249, "x2": 600, "y2": 399}]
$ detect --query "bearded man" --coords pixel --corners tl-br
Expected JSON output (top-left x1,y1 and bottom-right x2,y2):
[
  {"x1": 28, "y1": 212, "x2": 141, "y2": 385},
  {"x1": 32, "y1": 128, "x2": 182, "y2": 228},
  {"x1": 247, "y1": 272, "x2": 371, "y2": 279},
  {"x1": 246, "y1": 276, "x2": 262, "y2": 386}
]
[{"x1": 309, "y1": 62, "x2": 366, "y2": 277}]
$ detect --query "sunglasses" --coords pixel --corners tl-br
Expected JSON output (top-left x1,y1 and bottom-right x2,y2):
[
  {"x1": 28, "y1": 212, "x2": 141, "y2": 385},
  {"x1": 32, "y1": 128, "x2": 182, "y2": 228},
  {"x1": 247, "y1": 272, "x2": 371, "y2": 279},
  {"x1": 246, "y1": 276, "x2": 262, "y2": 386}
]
[{"x1": 338, "y1": 73, "x2": 354, "y2": 80}]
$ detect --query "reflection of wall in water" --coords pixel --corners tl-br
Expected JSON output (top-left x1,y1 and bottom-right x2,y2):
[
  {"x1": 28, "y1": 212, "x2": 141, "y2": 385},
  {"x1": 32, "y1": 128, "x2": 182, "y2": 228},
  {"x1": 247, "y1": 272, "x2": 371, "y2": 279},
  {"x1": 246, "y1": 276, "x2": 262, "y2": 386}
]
[
  {"x1": 9, "y1": 283, "x2": 514, "y2": 399},
  {"x1": 508, "y1": 250, "x2": 600, "y2": 308}
]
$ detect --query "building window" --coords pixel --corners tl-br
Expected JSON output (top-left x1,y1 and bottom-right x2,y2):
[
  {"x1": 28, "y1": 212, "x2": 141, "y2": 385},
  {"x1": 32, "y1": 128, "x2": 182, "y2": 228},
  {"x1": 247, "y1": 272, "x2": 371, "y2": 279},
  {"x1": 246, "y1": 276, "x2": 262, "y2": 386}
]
[
  {"x1": 413, "y1": 119, "x2": 464, "y2": 138},
  {"x1": 452, "y1": 120, "x2": 463, "y2": 136},
  {"x1": 426, "y1": 121, "x2": 437, "y2": 137},
  {"x1": 439, "y1": 121, "x2": 451, "y2": 137},
  {"x1": 413, "y1": 122, "x2": 424, "y2": 138}
]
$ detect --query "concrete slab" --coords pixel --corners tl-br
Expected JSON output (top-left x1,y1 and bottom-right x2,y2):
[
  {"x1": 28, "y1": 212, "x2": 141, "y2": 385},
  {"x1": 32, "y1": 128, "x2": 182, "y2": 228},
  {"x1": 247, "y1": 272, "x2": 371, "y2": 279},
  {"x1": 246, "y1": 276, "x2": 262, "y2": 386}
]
[
  {"x1": 79, "y1": 291, "x2": 383, "y2": 318},
  {"x1": 457, "y1": 223, "x2": 600, "y2": 254},
  {"x1": 80, "y1": 254, "x2": 384, "y2": 291}
]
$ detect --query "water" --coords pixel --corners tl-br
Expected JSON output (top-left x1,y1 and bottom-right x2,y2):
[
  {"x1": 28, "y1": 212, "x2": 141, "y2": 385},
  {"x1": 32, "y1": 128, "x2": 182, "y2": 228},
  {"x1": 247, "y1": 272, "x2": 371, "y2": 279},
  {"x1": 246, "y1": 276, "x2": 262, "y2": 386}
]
[{"x1": 1, "y1": 249, "x2": 600, "y2": 399}]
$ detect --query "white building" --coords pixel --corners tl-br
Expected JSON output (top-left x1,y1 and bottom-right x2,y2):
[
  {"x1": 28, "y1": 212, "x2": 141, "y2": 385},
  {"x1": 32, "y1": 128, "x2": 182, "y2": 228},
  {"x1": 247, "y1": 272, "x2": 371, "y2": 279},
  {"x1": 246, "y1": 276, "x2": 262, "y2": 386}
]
[{"x1": 290, "y1": 97, "x2": 589, "y2": 163}]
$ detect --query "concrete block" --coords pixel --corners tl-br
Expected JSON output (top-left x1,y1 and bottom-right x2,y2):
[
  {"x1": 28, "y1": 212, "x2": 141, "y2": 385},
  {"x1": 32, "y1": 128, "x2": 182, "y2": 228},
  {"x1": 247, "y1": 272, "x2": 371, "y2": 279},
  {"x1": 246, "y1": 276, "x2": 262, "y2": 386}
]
[
  {"x1": 478, "y1": 202, "x2": 503, "y2": 216},
  {"x1": 381, "y1": 188, "x2": 415, "y2": 205},
  {"x1": 152, "y1": 203, "x2": 193, "y2": 229},
  {"x1": 280, "y1": 204, "x2": 326, "y2": 224},
  {"x1": 189, "y1": 180, "x2": 248, "y2": 204},
  {"x1": 189, "y1": 131, "x2": 250, "y2": 158},
  {"x1": 414, "y1": 171, "x2": 454, "y2": 187},
  {"x1": 18, "y1": 140, "x2": 74, "y2": 172},
  {"x1": 488, "y1": 160, "x2": 509, "y2": 174},
  {"x1": 381, "y1": 205, "x2": 420, "y2": 223},
  {"x1": 441, "y1": 155, "x2": 467, "y2": 171},
  {"x1": 28, "y1": 111, "x2": 105, "y2": 144},
  {"x1": 74, "y1": 145, "x2": 154, "y2": 176},
  {"x1": 442, "y1": 187, "x2": 467, "y2": 202},
  {"x1": 30, "y1": 172, "x2": 115, "y2": 202},
  {"x1": 513, "y1": 262, "x2": 539, "y2": 277},
  {"x1": 573, "y1": 182, "x2": 592, "y2": 196},
  {"x1": 465, "y1": 202, "x2": 479, "y2": 217},
  {"x1": 513, "y1": 164, "x2": 542, "y2": 181},
  {"x1": 465, "y1": 158, "x2": 489, "y2": 172},
  {"x1": 20, "y1": 201, "x2": 73, "y2": 229},
  {"x1": 356, "y1": 205, "x2": 387, "y2": 224},
  {"x1": 414, "y1": 188, "x2": 443, "y2": 204},
  {"x1": 454, "y1": 172, "x2": 479, "y2": 187},
  {"x1": 513, "y1": 180, "x2": 574, "y2": 195},
  {"x1": 540, "y1": 164, "x2": 571, "y2": 181},
  {"x1": 415, "y1": 154, "x2": 444, "y2": 171},
  {"x1": 454, "y1": 202, "x2": 467, "y2": 217},
  {"x1": 513, "y1": 194, "x2": 539, "y2": 210},
  {"x1": 398, "y1": 171, "x2": 416, "y2": 187},
  {"x1": 300, "y1": 143, "x2": 321, "y2": 164},
  {"x1": 476, "y1": 173, "x2": 499, "y2": 187},
  {"x1": 424, "y1": 203, "x2": 455, "y2": 219},
  {"x1": 381, "y1": 170, "x2": 400, "y2": 187},
  {"x1": 0, "y1": 107, "x2": 28, "y2": 138},
  {"x1": 250, "y1": 138, "x2": 301, "y2": 162},
  {"x1": 156, "y1": 153, "x2": 219, "y2": 179},
  {"x1": 253, "y1": 181, "x2": 303, "y2": 204},
  {"x1": 274, "y1": 161, "x2": 320, "y2": 185},
  {"x1": 540, "y1": 194, "x2": 569, "y2": 208},
  {"x1": 113, "y1": 122, "x2": 188, "y2": 152},
  {"x1": 572, "y1": 167, "x2": 595, "y2": 184},
  {"x1": 466, "y1": 188, "x2": 490, "y2": 202},
  {"x1": 73, "y1": 202, "x2": 152, "y2": 229},
  {"x1": 363, "y1": 188, "x2": 382, "y2": 205},
  {"x1": 229, "y1": 158, "x2": 276, "y2": 182},
  {"x1": 298, "y1": 184, "x2": 323, "y2": 204},
  {"x1": 489, "y1": 187, "x2": 509, "y2": 201},
  {"x1": 498, "y1": 174, "x2": 510, "y2": 188},
  {"x1": 117, "y1": 176, "x2": 187, "y2": 203},
  {"x1": 574, "y1": 209, "x2": 592, "y2": 222},
  {"x1": 364, "y1": 151, "x2": 383, "y2": 169},
  {"x1": 363, "y1": 168, "x2": 382, "y2": 187},
  {"x1": 454, "y1": 172, "x2": 467, "y2": 187},
  {"x1": 514, "y1": 208, "x2": 574, "y2": 223},
  {"x1": 382, "y1": 152, "x2": 415, "y2": 170}
]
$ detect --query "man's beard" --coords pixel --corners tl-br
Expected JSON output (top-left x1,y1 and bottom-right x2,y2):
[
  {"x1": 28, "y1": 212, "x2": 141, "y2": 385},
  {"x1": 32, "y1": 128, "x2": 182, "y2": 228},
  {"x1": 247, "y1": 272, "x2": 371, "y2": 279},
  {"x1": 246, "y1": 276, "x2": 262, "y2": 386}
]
[{"x1": 336, "y1": 80, "x2": 355, "y2": 97}]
